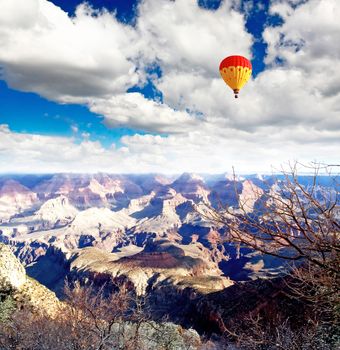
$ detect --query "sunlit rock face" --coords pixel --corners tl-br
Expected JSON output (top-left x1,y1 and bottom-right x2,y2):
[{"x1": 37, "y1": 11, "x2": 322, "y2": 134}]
[
  {"x1": 33, "y1": 174, "x2": 145, "y2": 209},
  {"x1": 238, "y1": 179, "x2": 264, "y2": 213},
  {"x1": 69, "y1": 239, "x2": 233, "y2": 296},
  {"x1": 0, "y1": 172, "x2": 302, "y2": 291},
  {"x1": 0, "y1": 243, "x2": 60, "y2": 315},
  {"x1": 0, "y1": 180, "x2": 38, "y2": 222},
  {"x1": 0, "y1": 243, "x2": 26, "y2": 289},
  {"x1": 34, "y1": 195, "x2": 78, "y2": 227}
]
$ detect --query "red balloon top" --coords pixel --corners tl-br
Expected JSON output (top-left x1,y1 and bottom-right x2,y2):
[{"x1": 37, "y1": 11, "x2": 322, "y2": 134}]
[{"x1": 219, "y1": 55, "x2": 252, "y2": 70}]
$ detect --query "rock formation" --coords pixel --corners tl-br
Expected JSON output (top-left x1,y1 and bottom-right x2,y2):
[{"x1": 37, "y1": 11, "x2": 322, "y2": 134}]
[
  {"x1": 0, "y1": 243, "x2": 60, "y2": 315},
  {"x1": 0, "y1": 172, "x2": 297, "y2": 292},
  {"x1": 70, "y1": 239, "x2": 233, "y2": 295}
]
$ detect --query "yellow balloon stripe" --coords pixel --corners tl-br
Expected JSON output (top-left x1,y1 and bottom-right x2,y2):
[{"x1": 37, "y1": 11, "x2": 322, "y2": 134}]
[{"x1": 220, "y1": 66, "x2": 252, "y2": 91}]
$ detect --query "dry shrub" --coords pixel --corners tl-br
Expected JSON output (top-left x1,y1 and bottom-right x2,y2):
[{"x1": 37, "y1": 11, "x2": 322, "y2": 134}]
[{"x1": 0, "y1": 282, "x2": 202, "y2": 350}]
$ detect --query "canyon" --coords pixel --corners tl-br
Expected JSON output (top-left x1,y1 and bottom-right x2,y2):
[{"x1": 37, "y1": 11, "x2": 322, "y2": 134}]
[{"x1": 0, "y1": 172, "x2": 337, "y2": 335}]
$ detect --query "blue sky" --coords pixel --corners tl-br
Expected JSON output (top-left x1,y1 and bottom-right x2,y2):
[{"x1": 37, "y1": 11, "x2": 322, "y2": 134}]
[
  {"x1": 0, "y1": 0, "x2": 339, "y2": 173},
  {"x1": 0, "y1": 80, "x2": 150, "y2": 147},
  {"x1": 0, "y1": 0, "x2": 159, "y2": 146},
  {"x1": 0, "y1": 0, "x2": 276, "y2": 145}
]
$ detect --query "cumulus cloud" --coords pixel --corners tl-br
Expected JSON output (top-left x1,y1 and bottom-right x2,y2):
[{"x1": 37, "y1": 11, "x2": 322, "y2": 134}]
[
  {"x1": 156, "y1": 0, "x2": 340, "y2": 133},
  {"x1": 0, "y1": 0, "x2": 252, "y2": 129},
  {"x1": 117, "y1": 122, "x2": 340, "y2": 173},
  {"x1": 264, "y1": 0, "x2": 340, "y2": 98},
  {"x1": 139, "y1": 0, "x2": 254, "y2": 127},
  {"x1": 2, "y1": 122, "x2": 340, "y2": 174},
  {"x1": 0, "y1": 124, "x2": 151, "y2": 173},
  {"x1": 0, "y1": 0, "x2": 138, "y2": 102},
  {"x1": 0, "y1": 0, "x2": 252, "y2": 101},
  {"x1": 0, "y1": 0, "x2": 340, "y2": 173},
  {"x1": 89, "y1": 93, "x2": 202, "y2": 134},
  {"x1": 137, "y1": 0, "x2": 252, "y2": 77}
]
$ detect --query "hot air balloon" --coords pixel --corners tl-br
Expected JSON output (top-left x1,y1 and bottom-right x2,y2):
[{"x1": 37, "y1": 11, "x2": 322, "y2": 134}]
[{"x1": 219, "y1": 55, "x2": 252, "y2": 98}]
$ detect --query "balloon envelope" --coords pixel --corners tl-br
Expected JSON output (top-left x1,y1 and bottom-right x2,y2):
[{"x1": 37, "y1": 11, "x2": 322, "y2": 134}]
[{"x1": 219, "y1": 55, "x2": 252, "y2": 98}]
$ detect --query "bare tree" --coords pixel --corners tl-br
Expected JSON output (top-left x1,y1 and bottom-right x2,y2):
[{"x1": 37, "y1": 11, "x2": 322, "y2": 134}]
[
  {"x1": 197, "y1": 163, "x2": 340, "y2": 348},
  {"x1": 199, "y1": 163, "x2": 339, "y2": 274}
]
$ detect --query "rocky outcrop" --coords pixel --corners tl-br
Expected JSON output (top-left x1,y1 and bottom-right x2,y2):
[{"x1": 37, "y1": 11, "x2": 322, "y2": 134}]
[
  {"x1": 238, "y1": 179, "x2": 264, "y2": 213},
  {"x1": 34, "y1": 195, "x2": 78, "y2": 227},
  {"x1": 0, "y1": 243, "x2": 26, "y2": 289},
  {"x1": 171, "y1": 173, "x2": 210, "y2": 202},
  {"x1": 0, "y1": 243, "x2": 202, "y2": 349},
  {"x1": 33, "y1": 173, "x2": 144, "y2": 209},
  {"x1": 0, "y1": 180, "x2": 38, "y2": 222},
  {"x1": 70, "y1": 240, "x2": 232, "y2": 295},
  {"x1": 0, "y1": 172, "x2": 293, "y2": 288},
  {"x1": 0, "y1": 243, "x2": 60, "y2": 315},
  {"x1": 114, "y1": 321, "x2": 200, "y2": 350},
  {"x1": 14, "y1": 277, "x2": 61, "y2": 316}
]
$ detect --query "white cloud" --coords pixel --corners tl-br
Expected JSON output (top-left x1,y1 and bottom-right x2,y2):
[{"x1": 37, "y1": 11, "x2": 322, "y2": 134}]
[
  {"x1": 0, "y1": 0, "x2": 252, "y2": 134},
  {"x1": 89, "y1": 93, "x2": 202, "y2": 134},
  {"x1": 119, "y1": 126, "x2": 340, "y2": 173},
  {"x1": 264, "y1": 0, "x2": 340, "y2": 98},
  {"x1": 1, "y1": 123, "x2": 340, "y2": 174},
  {"x1": 155, "y1": 1, "x2": 340, "y2": 139},
  {"x1": 137, "y1": 0, "x2": 252, "y2": 77},
  {"x1": 0, "y1": 0, "x2": 252, "y2": 102},
  {"x1": 0, "y1": 124, "x2": 138, "y2": 173},
  {"x1": 0, "y1": 0, "x2": 139, "y2": 102},
  {"x1": 0, "y1": 0, "x2": 340, "y2": 173},
  {"x1": 138, "y1": 0, "x2": 254, "y2": 125}
]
